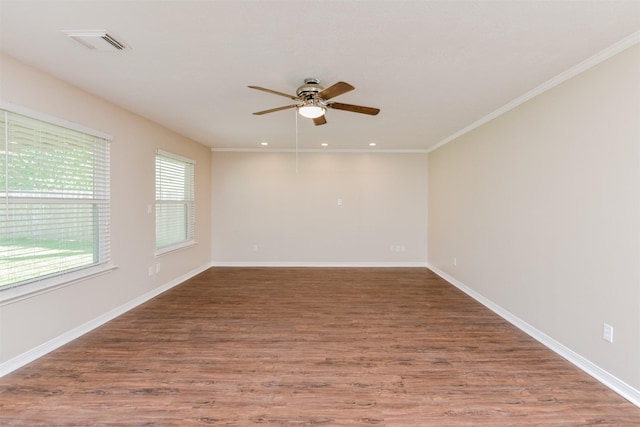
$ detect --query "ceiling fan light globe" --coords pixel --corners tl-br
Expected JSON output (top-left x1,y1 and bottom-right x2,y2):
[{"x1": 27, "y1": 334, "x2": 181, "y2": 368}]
[{"x1": 298, "y1": 105, "x2": 325, "y2": 119}]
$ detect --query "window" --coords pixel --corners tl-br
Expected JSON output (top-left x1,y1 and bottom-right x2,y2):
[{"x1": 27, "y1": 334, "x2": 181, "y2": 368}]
[
  {"x1": 155, "y1": 150, "x2": 195, "y2": 254},
  {"x1": 0, "y1": 108, "x2": 111, "y2": 292}
]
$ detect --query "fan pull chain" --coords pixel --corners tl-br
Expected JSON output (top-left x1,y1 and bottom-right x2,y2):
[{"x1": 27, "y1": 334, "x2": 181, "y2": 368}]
[{"x1": 295, "y1": 107, "x2": 299, "y2": 173}]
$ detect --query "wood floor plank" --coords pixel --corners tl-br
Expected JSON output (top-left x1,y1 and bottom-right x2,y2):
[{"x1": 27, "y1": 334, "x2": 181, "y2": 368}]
[{"x1": 1, "y1": 267, "x2": 639, "y2": 425}]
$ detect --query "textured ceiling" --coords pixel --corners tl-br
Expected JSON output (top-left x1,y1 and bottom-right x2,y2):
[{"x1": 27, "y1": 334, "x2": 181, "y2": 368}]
[{"x1": 1, "y1": 0, "x2": 639, "y2": 150}]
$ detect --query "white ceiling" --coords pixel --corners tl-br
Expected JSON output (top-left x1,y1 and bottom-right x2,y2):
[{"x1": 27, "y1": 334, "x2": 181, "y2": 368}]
[{"x1": 1, "y1": 0, "x2": 639, "y2": 150}]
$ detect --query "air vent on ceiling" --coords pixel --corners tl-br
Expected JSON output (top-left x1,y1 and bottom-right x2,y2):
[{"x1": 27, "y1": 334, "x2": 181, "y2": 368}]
[{"x1": 62, "y1": 30, "x2": 129, "y2": 51}]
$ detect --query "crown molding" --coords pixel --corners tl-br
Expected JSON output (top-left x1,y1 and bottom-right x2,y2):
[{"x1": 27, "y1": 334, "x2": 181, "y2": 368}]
[
  {"x1": 428, "y1": 30, "x2": 640, "y2": 153},
  {"x1": 211, "y1": 147, "x2": 430, "y2": 153}
]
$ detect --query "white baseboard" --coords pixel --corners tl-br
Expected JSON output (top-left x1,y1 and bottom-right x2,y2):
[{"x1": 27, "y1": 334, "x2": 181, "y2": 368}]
[
  {"x1": 427, "y1": 264, "x2": 640, "y2": 408},
  {"x1": 0, "y1": 262, "x2": 212, "y2": 377},
  {"x1": 210, "y1": 261, "x2": 428, "y2": 267}
]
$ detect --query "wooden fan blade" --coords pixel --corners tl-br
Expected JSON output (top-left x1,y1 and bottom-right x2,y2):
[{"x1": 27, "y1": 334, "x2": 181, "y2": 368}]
[
  {"x1": 317, "y1": 81, "x2": 355, "y2": 100},
  {"x1": 329, "y1": 102, "x2": 380, "y2": 115},
  {"x1": 248, "y1": 85, "x2": 298, "y2": 100},
  {"x1": 252, "y1": 104, "x2": 297, "y2": 115},
  {"x1": 313, "y1": 115, "x2": 327, "y2": 126}
]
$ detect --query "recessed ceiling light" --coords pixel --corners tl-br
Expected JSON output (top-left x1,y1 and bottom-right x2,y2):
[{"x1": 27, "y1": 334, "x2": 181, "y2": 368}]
[
  {"x1": 321, "y1": 143, "x2": 328, "y2": 147},
  {"x1": 260, "y1": 141, "x2": 269, "y2": 146},
  {"x1": 369, "y1": 142, "x2": 377, "y2": 147}
]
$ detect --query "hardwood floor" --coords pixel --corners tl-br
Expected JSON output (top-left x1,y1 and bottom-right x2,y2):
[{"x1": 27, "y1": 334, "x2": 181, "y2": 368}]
[{"x1": 1, "y1": 267, "x2": 639, "y2": 426}]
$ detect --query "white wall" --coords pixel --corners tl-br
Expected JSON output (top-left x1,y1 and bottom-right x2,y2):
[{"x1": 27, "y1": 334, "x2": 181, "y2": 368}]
[
  {"x1": 428, "y1": 45, "x2": 640, "y2": 390},
  {"x1": 211, "y1": 151, "x2": 428, "y2": 265},
  {"x1": 0, "y1": 53, "x2": 212, "y2": 366}
]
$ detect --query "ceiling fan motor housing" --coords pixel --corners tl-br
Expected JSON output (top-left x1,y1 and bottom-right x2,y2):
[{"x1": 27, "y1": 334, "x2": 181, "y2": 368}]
[{"x1": 296, "y1": 78, "x2": 324, "y2": 101}]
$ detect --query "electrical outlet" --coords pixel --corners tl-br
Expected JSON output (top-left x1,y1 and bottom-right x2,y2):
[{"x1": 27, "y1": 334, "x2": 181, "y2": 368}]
[
  {"x1": 148, "y1": 266, "x2": 154, "y2": 277},
  {"x1": 453, "y1": 257, "x2": 457, "y2": 266},
  {"x1": 603, "y1": 323, "x2": 614, "y2": 343}
]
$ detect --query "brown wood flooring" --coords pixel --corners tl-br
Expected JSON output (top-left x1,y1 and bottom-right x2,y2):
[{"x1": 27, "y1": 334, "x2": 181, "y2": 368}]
[{"x1": 1, "y1": 267, "x2": 639, "y2": 426}]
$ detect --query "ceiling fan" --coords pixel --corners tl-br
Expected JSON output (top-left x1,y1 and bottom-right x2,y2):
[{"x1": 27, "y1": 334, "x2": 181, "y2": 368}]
[{"x1": 248, "y1": 78, "x2": 380, "y2": 126}]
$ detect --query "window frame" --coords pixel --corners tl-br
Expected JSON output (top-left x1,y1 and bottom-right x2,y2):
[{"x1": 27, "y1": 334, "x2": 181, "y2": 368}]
[{"x1": 0, "y1": 103, "x2": 114, "y2": 304}]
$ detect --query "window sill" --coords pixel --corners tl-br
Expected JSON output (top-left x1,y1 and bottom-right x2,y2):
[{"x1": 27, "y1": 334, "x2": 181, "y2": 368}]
[
  {"x1": 155, "y1": 240, "x2": 197, "y2": 257},
  {"x1": 0, "y1": 264, "x2": 118, "y2": 306}
]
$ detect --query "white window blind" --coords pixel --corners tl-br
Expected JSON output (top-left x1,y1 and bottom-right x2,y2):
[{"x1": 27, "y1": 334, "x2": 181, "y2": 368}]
[
  {"x1": 155, "y1": 151, "x2": 195, "y2": 252},
  {"x1": 0, "y1": 109, "x2": 111, "y2": 289}
]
